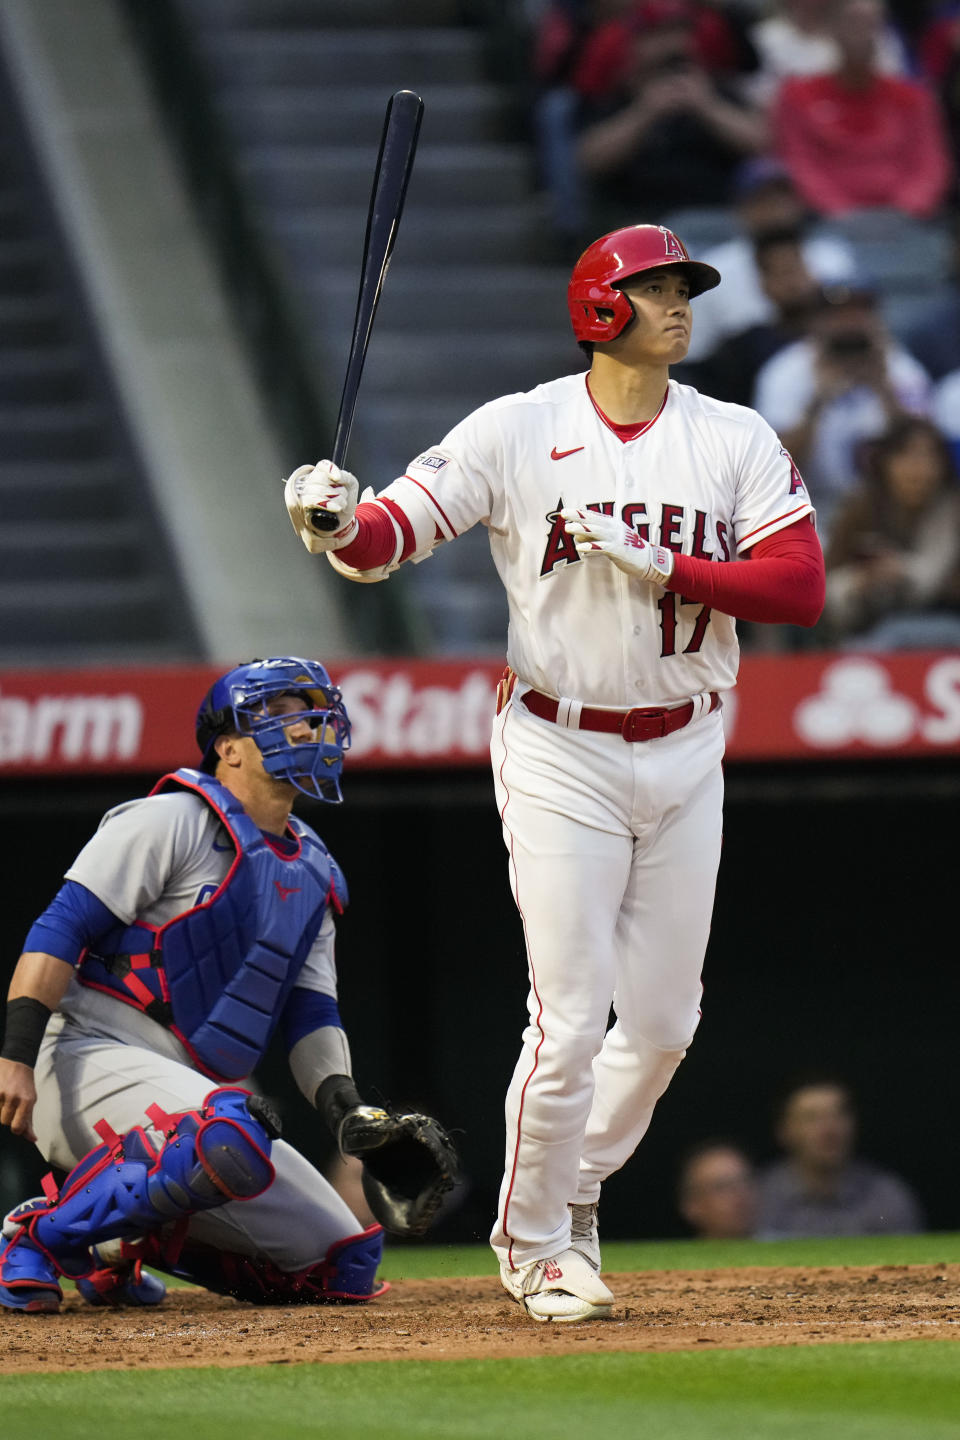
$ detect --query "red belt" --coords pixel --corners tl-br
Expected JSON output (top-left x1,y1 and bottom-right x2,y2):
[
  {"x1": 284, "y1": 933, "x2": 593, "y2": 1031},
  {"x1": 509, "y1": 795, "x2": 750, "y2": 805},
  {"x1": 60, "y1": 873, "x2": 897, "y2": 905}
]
[{"x1": 518, "y1": 685, "x2": 719, "y2": 743}]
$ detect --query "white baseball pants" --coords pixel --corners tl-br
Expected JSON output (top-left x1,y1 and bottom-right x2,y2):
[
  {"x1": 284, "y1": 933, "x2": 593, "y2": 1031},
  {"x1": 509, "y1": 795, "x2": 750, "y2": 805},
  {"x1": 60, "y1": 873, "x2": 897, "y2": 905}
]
[{"x1": 490, "y1": 695, "x2": 725, "y2": 1269}]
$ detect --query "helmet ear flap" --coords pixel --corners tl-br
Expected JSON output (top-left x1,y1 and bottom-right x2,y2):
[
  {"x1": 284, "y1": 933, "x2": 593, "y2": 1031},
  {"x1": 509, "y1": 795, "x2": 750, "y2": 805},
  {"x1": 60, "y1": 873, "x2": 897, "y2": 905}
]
[{"x1": 568, "y1": 280, "x2": 636, "y2": 345}]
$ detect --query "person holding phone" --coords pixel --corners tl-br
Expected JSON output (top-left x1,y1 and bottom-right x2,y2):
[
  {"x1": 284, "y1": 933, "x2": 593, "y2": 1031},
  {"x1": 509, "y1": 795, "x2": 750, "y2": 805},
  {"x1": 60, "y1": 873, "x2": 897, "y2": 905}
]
[{"x1": 752, "y1": 282, "x2": 933, "y2": 536}]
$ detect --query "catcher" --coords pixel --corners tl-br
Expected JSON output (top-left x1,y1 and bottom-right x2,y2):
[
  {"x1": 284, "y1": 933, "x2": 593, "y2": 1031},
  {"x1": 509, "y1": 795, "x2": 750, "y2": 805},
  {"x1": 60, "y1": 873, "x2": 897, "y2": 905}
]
[{"x1": 0, "y1": 656, "x2": 458, "y2": 1312}]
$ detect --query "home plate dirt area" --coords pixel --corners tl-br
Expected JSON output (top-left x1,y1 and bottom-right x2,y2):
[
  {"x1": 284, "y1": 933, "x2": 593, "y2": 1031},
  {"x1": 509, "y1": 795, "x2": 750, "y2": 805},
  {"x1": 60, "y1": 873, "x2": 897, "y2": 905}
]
[{"x1": 2, "y1": 1264, "x2": 959, "y2": 1373}]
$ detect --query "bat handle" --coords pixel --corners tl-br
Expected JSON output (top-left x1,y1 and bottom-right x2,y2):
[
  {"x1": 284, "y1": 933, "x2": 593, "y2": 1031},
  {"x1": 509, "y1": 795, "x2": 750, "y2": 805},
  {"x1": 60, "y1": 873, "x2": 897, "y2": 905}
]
[
  {"x1": 306, "y1": 508, "x2": 342, "y2": 534},
  {"x1": 306, "y1": 437, "x2": 348, "y2": 532}
]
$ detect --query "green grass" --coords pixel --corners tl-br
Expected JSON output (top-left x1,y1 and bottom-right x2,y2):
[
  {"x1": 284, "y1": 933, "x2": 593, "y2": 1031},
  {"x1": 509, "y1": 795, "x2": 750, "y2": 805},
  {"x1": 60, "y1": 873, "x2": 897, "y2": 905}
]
[
  {"x1": 15, "y1": 1235, "x2": 960, "y2": 1439},
  {"x1": 380, "y1": 1231, "x2": 960, "y2": 1280},
  {"x1": 3, "y1": 1343, "x2": 960, "y2": 1440},
  {"x1": 142, "y1": 1231, "x2": 960, "y2": 1289}
]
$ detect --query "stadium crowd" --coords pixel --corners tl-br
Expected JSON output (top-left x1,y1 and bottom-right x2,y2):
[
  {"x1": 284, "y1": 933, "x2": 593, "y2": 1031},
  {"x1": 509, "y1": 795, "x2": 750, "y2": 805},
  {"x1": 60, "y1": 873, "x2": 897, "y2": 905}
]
[
  {"x1": 523, "y1": 0, "x2": 960, "y2": 651},
  {"x1": 675, "y1": 1076, "x2": 925, "y2": 1240}
]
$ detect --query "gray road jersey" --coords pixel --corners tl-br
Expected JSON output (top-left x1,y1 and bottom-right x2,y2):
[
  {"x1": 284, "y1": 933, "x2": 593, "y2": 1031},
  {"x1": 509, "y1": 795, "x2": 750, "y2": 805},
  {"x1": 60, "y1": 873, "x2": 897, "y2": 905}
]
[{"x1": 60, "y1": 791, "x2": 338, "y2": 1041}]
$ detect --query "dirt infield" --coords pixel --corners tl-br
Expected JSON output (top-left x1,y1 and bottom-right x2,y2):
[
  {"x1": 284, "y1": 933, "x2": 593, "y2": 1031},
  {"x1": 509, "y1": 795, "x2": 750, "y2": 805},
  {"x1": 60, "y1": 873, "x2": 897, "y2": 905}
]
[{"x1": 1, "y1": 1263, "x2": 958, "y2": 1373}]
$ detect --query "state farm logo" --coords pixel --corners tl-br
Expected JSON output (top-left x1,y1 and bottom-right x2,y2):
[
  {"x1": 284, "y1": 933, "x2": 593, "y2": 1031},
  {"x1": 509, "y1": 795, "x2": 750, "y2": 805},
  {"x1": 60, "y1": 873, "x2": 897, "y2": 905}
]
[
  {"x1": 794, "y1": 657, "x2": 960, "y2": 749},
  {"x1": 0, "y1": 687, "x2": 143, "y2": 765},
  {"x1": 338, "y1": 668, "x2": 498, "y2": 759}
]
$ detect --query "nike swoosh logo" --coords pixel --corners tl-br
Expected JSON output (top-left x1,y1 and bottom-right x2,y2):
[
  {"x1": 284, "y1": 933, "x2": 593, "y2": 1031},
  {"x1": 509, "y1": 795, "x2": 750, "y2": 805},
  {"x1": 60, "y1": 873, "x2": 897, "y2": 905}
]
[{"x1": 550, "y1": 446, "x2": 585, "y2": 461}]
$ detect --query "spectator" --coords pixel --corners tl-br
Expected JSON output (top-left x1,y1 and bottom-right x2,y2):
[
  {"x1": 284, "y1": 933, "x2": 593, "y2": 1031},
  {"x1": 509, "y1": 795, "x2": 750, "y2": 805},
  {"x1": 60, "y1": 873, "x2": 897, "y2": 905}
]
[
  {"x1": 773, "y1": 0, "x2": 953, "y2": 220},
  {"x1": 677, "y1": 1140, "x2": 759, "y2": 1240},
  {"x1": 918, "y1": 3, "x2": 960, "y2": 86},
  {"x1": 577, "y1": 0, "x2": 768, "y2": 230},
  {"x1": 531, "y1": 0, "x2": 754, "y2": 249},
  {"x1": 824, "y1": 416, "x2": 960, "y2": 649},
  {"x1": 531, "y1": 1, "x2": 640, "y2": 249},
  {"x1": 698, "y1": 226, "x2": 823, "y2": 404},
  {"x1": 747, "y1": 0, "x2": 910, "y2": 106},
  {"x1": 922, "y1": 5, "x2": 960, "y2": 200},
  {"x1": 933, "y1": 362, "x2": 960, "y2": 470},
  {"x1": 752, "y1": 281, "x2": 933, "y2": 533},
  {"x1": 683, "y1": 157, "x2": 857, "y2": 366},
  {"x1": 902, "y1": 211, "x2": 960, "y2": 381},
  {"x1": 533, "y1": 0, "x2": 746, "y2": 102},
  {"x1": 757, "y1": 1075, "x2": 924, "y2": 1238}
]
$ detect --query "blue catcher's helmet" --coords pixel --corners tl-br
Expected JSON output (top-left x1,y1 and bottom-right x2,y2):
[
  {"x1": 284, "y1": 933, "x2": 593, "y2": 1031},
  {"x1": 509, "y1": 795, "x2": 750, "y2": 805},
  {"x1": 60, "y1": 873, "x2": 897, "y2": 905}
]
[{"x1": 195, "y1": 657, "x2": 351, "y2": 803}]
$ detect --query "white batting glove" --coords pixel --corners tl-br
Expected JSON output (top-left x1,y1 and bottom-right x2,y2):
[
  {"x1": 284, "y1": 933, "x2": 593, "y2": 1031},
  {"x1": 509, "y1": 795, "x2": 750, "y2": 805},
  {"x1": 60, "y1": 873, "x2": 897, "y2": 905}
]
[
  {"x1": 561, "y1": 508, "x2": 675, "y2": 586},
  {"x1": 283, "y1": 460, "x2": 360, "y2": 554}
]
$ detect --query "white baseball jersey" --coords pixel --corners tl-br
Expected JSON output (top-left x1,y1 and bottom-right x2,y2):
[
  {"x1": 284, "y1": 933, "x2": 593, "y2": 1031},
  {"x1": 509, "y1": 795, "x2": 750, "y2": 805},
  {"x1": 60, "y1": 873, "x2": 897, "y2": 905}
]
[{"x1": 371, "y1": 375, "x2": 813, "y2": 708}]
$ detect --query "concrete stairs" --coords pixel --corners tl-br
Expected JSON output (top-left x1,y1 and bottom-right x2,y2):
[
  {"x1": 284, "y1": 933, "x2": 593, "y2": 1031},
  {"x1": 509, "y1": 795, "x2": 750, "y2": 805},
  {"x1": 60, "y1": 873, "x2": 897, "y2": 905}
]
[
  {"x1": 0, "y1": 49, "x2": 199, "y2": 664},
  {"x1": 175, "y1": 0, "x2": 576, "y2": 654}
]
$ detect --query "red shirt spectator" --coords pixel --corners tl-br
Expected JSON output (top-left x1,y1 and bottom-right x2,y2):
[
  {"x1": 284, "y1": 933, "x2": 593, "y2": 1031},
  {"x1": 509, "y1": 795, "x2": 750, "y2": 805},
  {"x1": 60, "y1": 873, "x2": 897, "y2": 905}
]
[
  {"x1": 918, "y1": 5, "x2": 960, "y2": 85},
  {"x1": 773, "y1": 0, "x2": 953, "y2": 219},
  {"x1": 774, "y1": 73, "x2": 953, "y2": 218},
  {"x1": 534, "y1": 0, "x2": 746, "y2": 102}
]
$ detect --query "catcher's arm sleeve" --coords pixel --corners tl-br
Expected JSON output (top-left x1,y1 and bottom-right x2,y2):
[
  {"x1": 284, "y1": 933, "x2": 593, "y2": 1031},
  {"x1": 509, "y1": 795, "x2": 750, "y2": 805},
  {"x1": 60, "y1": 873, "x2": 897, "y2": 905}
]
[
  {"x1": 25, "y1": 879, "x2": 124, "y2": 966},
  {"x1": 286, "y1": 1021, "x2": 353, "y2": 1109}
]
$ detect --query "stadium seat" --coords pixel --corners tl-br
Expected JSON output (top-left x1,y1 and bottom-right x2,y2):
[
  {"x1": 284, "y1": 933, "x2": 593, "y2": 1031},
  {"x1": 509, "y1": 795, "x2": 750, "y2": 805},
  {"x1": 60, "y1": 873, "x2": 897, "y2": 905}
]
[{"x1": 660, "y1": 207, "x2": 740, "y2": 257}]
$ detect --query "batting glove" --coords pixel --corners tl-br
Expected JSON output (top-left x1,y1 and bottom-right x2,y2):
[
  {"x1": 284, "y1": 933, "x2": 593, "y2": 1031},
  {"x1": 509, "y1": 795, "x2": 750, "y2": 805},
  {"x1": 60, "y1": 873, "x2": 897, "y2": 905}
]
[
  {"x1": 283, "y1": 460, "x2": 359, "y2": 554},
  {"x1": 561, "y1": 508, "x2": 675, "y2": 586}
]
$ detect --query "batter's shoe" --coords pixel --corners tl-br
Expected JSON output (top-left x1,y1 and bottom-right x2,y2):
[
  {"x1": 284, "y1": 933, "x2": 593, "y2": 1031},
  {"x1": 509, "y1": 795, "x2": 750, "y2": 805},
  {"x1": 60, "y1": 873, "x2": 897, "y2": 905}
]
[
  {"x1": 0, "y1": 1203, "x2": 62, "y2": 1314},
  {"x1": 500, "y1": 1248, "x2": 614, "y2": 1323},
  {"x1": 569, "y1": 1202, "x2": 601, "y2": 1272}
]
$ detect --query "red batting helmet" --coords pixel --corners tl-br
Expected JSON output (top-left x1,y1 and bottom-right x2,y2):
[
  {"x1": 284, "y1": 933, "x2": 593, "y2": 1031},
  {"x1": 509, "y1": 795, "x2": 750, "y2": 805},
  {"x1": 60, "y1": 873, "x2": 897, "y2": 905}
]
[{"x1": 567, "y1": 224, "x2": 722, "y2": 344}]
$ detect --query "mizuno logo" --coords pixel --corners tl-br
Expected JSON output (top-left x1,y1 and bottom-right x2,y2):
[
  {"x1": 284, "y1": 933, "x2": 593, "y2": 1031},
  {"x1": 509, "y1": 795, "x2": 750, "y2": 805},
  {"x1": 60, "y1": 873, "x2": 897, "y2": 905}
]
[
  {"x1": 274, "y1": 882, "x2": 301, "y2": 902},
  {"x1": 551, "y1": 446, "x2": 585, "y2": 460}
]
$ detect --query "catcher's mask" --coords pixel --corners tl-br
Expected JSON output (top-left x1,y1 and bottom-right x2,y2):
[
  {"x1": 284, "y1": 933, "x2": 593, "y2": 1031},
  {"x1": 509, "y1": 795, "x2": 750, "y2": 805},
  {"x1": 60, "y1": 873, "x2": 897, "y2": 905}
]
[
  {"x1": 195, "y1": 656, "x2": 351, "y2": 803},
  {"x1": 567, "y1": 223, "x2": 721, "y2": 344}
]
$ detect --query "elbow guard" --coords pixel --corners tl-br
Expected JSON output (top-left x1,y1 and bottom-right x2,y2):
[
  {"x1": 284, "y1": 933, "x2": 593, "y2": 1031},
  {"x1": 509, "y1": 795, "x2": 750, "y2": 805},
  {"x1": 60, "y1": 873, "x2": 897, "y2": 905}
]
[{"x1": 326, "y1": 550, "x2": 399, "y2": 584}]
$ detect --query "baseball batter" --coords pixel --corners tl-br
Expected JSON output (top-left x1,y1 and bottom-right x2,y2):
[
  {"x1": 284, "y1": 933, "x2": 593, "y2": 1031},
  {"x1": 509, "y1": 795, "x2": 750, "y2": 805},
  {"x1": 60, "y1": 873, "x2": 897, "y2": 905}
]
[
  {"x1": 0, "y1": 657, "x2": 457, "y2": 1312},
  {"x1": 283, "y1": 225, "x2": 825, "y2": 1322}
]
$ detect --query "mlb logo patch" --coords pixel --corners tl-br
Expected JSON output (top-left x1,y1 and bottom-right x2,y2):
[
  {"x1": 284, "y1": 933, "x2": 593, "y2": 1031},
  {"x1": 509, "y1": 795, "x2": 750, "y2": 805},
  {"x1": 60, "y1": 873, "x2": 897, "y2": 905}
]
[{"x1": 413, "y1": 453, "x2": 448, "y2": 472}]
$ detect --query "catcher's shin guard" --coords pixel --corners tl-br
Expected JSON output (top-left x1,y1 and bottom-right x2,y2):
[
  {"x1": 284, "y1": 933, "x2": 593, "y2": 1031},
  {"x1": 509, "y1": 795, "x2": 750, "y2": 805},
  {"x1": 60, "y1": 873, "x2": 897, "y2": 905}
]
[
  {"x1": 134, "y1": 1223, "x2": 388, "y2": 1305},
  {"x1": 9, "y1": 1087, "x2": 277, "y2": 1281}
]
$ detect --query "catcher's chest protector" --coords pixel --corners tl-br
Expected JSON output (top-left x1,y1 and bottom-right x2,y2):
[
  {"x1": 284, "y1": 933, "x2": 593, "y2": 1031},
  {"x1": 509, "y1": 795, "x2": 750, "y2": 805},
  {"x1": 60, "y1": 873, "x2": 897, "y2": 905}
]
[{"x1": 79, "y1": 769, "x2": 347, "y2": 1079}]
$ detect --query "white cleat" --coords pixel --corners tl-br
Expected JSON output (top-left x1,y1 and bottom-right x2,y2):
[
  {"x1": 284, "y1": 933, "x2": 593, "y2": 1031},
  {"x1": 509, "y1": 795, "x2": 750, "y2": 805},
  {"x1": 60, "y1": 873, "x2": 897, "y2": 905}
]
[
  {"x1": 569, "y1": 1201, "x2": 601, "y2": 1272},
  {"x1": 500, "y1": 1248, "x2": 614, "y2": 1324}
]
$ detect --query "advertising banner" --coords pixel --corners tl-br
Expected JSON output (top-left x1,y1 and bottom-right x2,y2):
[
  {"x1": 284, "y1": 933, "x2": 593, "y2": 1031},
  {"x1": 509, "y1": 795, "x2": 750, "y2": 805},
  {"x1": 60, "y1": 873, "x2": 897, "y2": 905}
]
[{"x1": 1, "y1": 651, "x2": 958, "y2": 776}]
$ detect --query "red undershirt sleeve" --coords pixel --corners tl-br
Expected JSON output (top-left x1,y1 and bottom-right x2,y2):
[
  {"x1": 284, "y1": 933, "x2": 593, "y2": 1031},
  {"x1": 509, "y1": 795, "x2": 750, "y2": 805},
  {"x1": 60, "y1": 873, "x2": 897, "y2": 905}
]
[
  {"x1": 339, "y1": 506, "x2": 825, "y2": 625},
  {"x1": 666, "y1": 516, "x2": 825, "y2": 626},
  {"x1": 335, "y1": 498, "x2": 417, "y2": 570}
]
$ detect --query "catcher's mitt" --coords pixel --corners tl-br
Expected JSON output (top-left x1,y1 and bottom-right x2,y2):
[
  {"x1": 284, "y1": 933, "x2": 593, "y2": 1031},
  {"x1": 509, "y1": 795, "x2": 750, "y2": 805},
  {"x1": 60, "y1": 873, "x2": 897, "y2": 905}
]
[{"x1": 338, "y1": 1105, "x2": 460, "y2": 1238}]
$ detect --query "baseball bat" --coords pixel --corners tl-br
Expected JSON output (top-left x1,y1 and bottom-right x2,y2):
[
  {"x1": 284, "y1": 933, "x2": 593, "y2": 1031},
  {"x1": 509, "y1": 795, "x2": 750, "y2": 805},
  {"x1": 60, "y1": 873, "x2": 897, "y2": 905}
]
[{"x1": 307, "y1": 89, "x2": 424, "y2": 532}]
